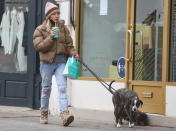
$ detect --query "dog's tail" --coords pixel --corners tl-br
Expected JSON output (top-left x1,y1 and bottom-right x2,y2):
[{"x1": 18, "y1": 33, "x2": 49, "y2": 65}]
[
  {"x1": 134, "y1": 110, "x2": 149, "y2": 126},
  {"x1": 108, "y1": 80, "x2": 116, "y2": 94}
]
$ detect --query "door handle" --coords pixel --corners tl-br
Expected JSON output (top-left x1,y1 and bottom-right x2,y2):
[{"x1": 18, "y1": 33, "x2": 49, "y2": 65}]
[
  {"x1": 135, "y1": 30, "x2": 143, "y2": 62},
  {"x1": 128, "y1": 30, "x2": 133, "y2": 62},
  {"x1": 142, "y1": 92, "x2": 153, "y2": 98}
]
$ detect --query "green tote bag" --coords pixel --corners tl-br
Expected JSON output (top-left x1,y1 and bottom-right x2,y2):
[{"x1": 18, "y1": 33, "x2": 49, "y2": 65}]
[{"x1": 63, "y1": 57, "x2": 80, "y2": 79}]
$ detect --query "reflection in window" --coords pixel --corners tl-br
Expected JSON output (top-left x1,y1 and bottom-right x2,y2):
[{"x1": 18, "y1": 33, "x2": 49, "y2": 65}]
[
  {"x1": 0, "y1": 0, "x2": 29, "y2": 73},
  {"x1": 80, "y1": 0, "x2": 127, "y2": 78},
  {"x1": 134, "y1": 0, "x2": 163, "y2": 81},
  {"x1": 169, "y1": 0, "x2": 176, "y2": 82}
]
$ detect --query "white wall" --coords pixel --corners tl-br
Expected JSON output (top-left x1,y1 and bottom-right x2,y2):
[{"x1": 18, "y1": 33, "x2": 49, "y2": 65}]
[
  {"x1": 69, "y1": 80, "x2": 125, "y2": 111},
  {"x1": 59, "y1": 1, "x2": 70, "y2": 25},
  {"x1": 59, "y1": 1, "x2": 75, "y2": 46},
  {"x1": 166, "y1": 86, "x2": 176, "y2": 117}
]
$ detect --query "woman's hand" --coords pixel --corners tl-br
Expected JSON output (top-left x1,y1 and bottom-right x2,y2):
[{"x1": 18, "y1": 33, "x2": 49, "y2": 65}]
[
  {"x1": 74, "y1": 54, "x2": 79, "y2": 60},
  {"x1": 50, "y1": 29, "x2": 57, "y2": 38}
]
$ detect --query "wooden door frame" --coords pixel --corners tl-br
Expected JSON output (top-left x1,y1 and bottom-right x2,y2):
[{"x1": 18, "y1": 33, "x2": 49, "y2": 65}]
[{"x1": 125, "y1": 0, "x2": 171, "y2": 115}]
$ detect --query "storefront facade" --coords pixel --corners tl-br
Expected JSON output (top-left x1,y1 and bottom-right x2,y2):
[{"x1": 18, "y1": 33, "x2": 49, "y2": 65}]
[
  {"x1": 67, "y1": 0, "x2": 176, "y2": 116},
  {"x1": 1, "y1": 0, "x2": 176, "y2": 117}
]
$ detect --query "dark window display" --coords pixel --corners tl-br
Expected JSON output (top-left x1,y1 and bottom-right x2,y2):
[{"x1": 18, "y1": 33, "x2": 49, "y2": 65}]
[{"x1": 0, "y1": 0, "x2": 29, "y2": 73}]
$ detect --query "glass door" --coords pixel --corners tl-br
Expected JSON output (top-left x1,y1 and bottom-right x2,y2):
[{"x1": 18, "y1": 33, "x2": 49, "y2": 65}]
[
  {"x1": 126, "y1": 0, "x2": 166, "y2": 114},
  {"x1": 134, "y1": 0, "x2": 163, "y2": 82}
]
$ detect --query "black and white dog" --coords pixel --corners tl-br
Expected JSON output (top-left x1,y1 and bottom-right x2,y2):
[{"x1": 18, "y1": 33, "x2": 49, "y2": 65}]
[
  {"x1": 109, "y1": 82, "x2": 148, "y2": 128},
  {"x1": 112, "y1": 88, "x2": 143, "y2": 128}
]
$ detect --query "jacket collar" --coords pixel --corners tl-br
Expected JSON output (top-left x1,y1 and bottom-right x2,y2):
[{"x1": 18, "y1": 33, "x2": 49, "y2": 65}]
[{"x1": 41, "y1": 20, "x2": 50, "y2": 33}]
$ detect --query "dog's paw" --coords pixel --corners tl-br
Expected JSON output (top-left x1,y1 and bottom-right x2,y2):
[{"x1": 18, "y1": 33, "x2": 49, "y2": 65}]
[
  {"x1": 116, "y1": 123, "x2": 121, "y2": 128},
  {"x1": 128, "y1": 122, "x2": 134, "y2": 128}
]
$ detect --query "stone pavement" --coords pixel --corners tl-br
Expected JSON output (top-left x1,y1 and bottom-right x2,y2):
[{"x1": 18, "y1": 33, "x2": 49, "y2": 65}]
[
  {"x1": 0, "y1": 106, "x2": 40, "y2": 118},
  {"x1": 0, "y1": 106, "x2": 176, "y2": 131}
]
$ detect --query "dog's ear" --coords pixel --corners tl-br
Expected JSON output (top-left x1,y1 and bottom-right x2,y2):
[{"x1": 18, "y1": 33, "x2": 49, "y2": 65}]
[{"x1": 139, "y1": 100, "x2": 143, "y2": 108}]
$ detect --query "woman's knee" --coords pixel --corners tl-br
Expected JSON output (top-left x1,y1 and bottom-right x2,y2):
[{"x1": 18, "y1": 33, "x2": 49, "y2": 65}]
[
  {"x1": 59, "y1": 87, "x2": 67, "y2": 94},
  {"x1": 41, "y1": 86, "x2": 51, "y2": 98}
]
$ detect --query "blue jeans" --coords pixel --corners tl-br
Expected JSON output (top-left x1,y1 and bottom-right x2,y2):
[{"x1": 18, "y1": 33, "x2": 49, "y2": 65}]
[{"x1": 40, "y1": 62, "x2": 68, "y2": 111}]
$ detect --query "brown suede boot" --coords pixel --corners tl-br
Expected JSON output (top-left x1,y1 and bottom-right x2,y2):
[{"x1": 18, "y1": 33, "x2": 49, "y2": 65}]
[
  {"x1": 60, "y1": 110, "x2": 74, "y2": 126},
  {"x1": 40, "y1": 110, "x2": 48, "y2": 124}
]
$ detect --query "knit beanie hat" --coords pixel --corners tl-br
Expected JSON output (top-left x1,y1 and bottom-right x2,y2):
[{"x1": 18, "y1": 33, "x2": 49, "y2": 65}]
[{"x1": 45, "y1": 2, "x2": 60, "y2": 19}]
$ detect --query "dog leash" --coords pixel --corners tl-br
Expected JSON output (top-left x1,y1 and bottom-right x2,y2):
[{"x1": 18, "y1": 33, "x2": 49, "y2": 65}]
[{"x1": 79, "y1": 57, "x2": 116, "y2": 94}]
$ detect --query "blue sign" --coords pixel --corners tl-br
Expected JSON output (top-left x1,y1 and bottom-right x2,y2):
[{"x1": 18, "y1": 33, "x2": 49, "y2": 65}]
[{"x1": 117, "y1": 57, "x2": 125, "y2": 79}]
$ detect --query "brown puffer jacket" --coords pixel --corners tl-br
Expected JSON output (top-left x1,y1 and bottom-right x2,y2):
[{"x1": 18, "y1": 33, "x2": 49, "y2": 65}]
[{"x1": 33, "y1": 20, "x2": 77, "y2": 63}]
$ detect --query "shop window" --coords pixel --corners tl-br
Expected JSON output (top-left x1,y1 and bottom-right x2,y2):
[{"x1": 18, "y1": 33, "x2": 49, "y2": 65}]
[
  {"x1": 169, "y1": 0, "x2": 176, "y2": 82},
  {"x1": 134, "y1": 0, "x2": 164, "y2": 81},
  {"x1": 0, "y1": 0, "x2": 29, "y2": 73},
  {"x1": 80, "y1": 0, "x2": 127, "y2": 78}
]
